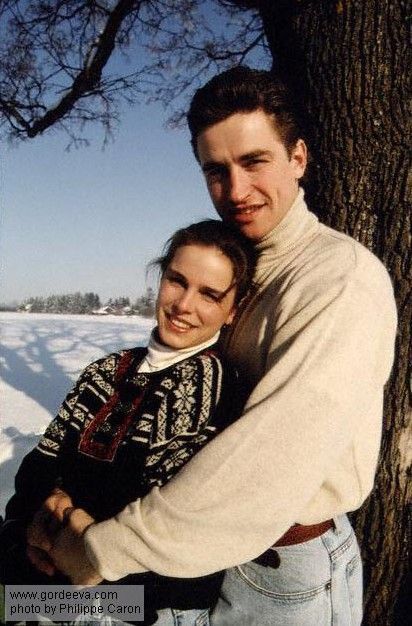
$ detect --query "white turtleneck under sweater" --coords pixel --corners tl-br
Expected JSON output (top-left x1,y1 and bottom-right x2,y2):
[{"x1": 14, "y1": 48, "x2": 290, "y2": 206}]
[{"x1": 139, "y1": 330, "x2": 220, "y2": 373}]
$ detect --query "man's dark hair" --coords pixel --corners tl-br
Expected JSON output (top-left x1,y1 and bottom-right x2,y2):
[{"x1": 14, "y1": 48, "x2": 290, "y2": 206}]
[
  {"x1": 187, "y1": 66, "x2": 308, "y2": 160},
  {"x1": 153, "y1": 219, "x2": 257, "y2": 306}
]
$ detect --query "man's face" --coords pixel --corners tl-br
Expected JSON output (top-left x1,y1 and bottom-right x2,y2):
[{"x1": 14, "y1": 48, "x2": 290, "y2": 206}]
[{"x1": 196, "y1": 110, "x2": 307, "y2": 241}]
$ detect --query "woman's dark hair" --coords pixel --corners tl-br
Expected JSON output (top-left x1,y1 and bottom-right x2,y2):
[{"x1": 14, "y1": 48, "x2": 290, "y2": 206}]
[
  {"x1": 187, "y1": 65, "x2": 308, "y2": 159},
  {"x1": 153, "y1": 219, "x2": 257, "y2": 305}
]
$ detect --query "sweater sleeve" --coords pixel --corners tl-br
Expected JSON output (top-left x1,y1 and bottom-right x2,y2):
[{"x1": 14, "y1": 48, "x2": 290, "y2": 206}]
[
  {"x1": 84, "y1": 250, "x2": 397, "y2": 580},
  {"x1": 5, "y1": 354, "x2": 118, "y2": 525}
]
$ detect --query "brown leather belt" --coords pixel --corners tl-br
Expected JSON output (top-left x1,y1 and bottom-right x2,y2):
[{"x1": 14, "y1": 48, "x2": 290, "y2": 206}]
[
  {"x1": 274, "y1": 519, "x2": 334, "y2": 547},
  {"x1": 253, "y1": 520, "x2": 334, "y2": 569}
]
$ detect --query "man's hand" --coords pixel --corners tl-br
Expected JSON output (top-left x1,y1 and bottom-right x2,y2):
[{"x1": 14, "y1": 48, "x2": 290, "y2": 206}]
[{"x1": 49, "y1": 508, "x2": 103, "y2": 586}]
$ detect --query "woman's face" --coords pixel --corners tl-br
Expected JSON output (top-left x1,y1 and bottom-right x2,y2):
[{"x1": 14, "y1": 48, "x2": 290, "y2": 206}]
[{"x1": 156, "y1": 243, "x2": 237, "y2": 350}]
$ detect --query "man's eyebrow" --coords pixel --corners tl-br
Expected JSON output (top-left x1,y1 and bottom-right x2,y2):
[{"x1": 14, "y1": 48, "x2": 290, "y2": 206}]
[
  {"x1": 240, "y1": 149, "x2": 273, "y2": 161},
  {"x1": 201, "y1": 160, "x2": 224, "y2": 172},
  {"x1": 202, "y1": 149, "x2": 273, "y2": 171}
]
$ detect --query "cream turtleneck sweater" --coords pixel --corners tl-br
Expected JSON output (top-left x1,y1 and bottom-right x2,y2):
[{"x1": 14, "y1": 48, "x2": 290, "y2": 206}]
[{"x1": 85, "y1": 189, "x2": 397, "y2": 579}]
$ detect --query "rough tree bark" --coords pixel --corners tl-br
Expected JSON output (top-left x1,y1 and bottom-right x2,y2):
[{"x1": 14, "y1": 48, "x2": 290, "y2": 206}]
[{"x1": 235, "y1": 1, "x2": 411, "y2": 624}]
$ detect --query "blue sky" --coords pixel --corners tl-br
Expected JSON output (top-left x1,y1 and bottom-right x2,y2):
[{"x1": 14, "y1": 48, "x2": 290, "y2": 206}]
[
  {"x1": 0, "y1": 2, "x2": 270, "y2": 306},
  {"x1": 1, "y1": 102, "x2": 215, "y2": 305}
]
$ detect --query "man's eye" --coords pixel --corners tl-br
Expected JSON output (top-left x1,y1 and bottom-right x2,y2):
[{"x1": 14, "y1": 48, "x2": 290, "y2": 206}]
[
  {"x1": 246, "y1": 159, "x2": 265, "y2": 168},
  {"x1": 205, "y1": 168, "x2": 224, "y2": 182}
]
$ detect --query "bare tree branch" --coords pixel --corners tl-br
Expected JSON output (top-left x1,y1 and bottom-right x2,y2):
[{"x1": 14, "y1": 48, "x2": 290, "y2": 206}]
[
  {"x1": 0, "y1": 0, "x2": 268, "y2": 144},
  {"x1": 27, "y1": 0, "x2": 140, "y2": 137}
]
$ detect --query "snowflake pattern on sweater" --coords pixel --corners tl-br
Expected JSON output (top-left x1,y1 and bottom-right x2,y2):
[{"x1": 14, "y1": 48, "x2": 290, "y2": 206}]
[{"x1": 36, "y1": 346, "x2": 239, "y2": 501}]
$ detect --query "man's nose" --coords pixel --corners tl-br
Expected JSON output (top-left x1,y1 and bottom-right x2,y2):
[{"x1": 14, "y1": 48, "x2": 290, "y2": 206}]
[{"x1": 227, "y1": 167, "x2": 250, "y2": 204}]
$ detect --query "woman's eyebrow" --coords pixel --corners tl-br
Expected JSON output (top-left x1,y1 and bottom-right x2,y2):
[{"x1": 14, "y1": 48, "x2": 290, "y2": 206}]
[
  {"x1": 166, "y1": 268, "x2": 187, "y2": 282},
  {"x1": 201, "y1": 282, "x2": 235, "y2": 301},
  {"x1": 167, "y1": 267, "x2": 184, "y2": 277},
  {"x1": 201, "y1": 285, "x2": 224, "y2": 297},
  {"x1": 168, "y1": 266, "x2": 235, "y2": 301}
]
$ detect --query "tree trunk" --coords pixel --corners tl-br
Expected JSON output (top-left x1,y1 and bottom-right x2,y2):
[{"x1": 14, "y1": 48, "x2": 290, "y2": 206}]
[{"x1": 250, "y1": 1, "x2": 411, "y2": 623}]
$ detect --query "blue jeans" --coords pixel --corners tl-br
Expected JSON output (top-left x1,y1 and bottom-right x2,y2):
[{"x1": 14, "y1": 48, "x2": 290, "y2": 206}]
[
  {"x1": 65, "y1": 607, "x2": 209, "y2": 626},
  {"x1": 209, "y1": 515, "x2": 362, "y2": 625},
  {"x1": 154, "y1": 608, "x2": 210, "y2": 626}
]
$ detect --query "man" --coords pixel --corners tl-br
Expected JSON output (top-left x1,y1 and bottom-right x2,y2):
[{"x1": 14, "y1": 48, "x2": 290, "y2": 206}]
[{"x1": 28, "y1": 67, "x2": 397, "y2": 624}]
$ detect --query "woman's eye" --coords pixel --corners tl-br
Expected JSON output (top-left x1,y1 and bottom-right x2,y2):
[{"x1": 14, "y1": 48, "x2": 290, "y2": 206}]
[
  {"x1": 166, "y1": 275, "x2": 184, "y2": 287},
  {"x1": 202, "y1": 292, "x2": 219, "y2": 303}
]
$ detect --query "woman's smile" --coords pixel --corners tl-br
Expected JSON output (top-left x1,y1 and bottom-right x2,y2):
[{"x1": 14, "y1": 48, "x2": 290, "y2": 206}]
[{"x1": 165, "y1": 312, "x2": 197, "y2": 332}]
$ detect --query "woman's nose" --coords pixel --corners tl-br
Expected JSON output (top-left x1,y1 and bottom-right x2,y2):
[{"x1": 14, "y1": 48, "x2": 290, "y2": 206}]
[{"x1": 174, "y1": 289, "x2": 196, "y2": 313}]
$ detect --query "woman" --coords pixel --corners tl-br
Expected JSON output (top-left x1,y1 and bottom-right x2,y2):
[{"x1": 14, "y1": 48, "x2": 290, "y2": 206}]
[{"x1": 1, "y1": 219, "x2": 257, "y2": 625}]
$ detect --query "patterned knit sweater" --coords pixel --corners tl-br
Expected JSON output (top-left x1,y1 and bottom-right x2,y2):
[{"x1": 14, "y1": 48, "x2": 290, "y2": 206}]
[{"x1": 5, "y1": 344, "x2": 243, "y2": 616}]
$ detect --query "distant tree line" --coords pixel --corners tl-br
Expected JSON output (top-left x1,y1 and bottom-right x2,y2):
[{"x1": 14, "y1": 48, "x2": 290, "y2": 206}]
[
  {"x1": 15, "y1": 289, "x2": 155, "y2": 317},
  {"x1": 18, "y1": 292, "x2": 101, "y2": 314}
]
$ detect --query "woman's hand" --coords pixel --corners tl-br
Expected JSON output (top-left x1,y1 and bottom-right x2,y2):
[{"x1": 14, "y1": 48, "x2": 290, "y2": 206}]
[
  {"x1": 49, "y1": 508, "x2": 103, "y2": 585},
  {"x1": 26, "y1": 487, "x2": 74, "y2": 574},
  {"x1": 26, "y1": 544, "x2": 57, "y2": 576},
  {"x1": 27, "y1": 487, "x2": 74, "y2": 550}
]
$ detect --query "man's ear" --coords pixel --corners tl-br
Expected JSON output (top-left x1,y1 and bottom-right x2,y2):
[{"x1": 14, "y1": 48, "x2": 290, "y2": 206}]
[{"x1": 291, "y1": 139, "x2": 307, "y2": 180}]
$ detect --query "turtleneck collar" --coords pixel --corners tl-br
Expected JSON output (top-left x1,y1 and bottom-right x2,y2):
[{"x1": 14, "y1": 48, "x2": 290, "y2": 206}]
[
  {"x1": 255, "y1": 188, "x2": 319, "y2": 260},
  {"x1": 138, "y1": 329, "x2": 220, "y2": 373}
]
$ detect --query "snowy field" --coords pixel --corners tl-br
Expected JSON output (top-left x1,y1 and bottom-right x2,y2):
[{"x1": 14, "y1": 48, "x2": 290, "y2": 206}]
[{"x1": 0, "y1": 312, "x2": 154, "y2": 515}]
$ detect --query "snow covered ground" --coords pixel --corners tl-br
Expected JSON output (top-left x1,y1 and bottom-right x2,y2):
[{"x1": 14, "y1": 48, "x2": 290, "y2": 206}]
[{"x1": 0, "y1": 312, "x2": 154, "y2": 515}]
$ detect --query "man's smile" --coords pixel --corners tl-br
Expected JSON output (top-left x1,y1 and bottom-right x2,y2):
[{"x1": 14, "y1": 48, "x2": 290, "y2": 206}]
[
  {"x1": 229, "y1": 204, "x2": 264, "y2": 216},
  {"x1": 224, "y1": 203, "x2": 265, "y2": 224}
]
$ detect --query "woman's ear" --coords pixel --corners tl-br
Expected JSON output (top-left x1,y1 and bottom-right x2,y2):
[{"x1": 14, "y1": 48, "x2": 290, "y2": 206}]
[{"x1": 225, "y1": 307, "x2": 236, "y2": 326}]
